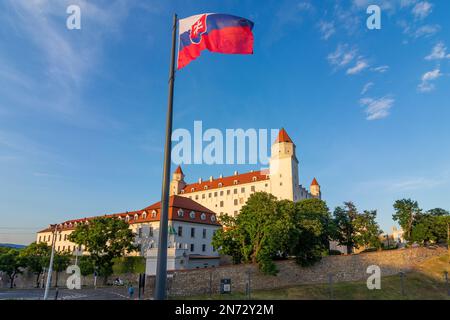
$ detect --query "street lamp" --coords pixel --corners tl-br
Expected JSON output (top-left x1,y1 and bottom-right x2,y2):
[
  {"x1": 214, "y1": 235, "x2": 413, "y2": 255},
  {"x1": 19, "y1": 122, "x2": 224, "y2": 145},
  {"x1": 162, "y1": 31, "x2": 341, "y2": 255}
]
[{"x1": 43, "y1": 224, "x2": 60, "y2": 300}]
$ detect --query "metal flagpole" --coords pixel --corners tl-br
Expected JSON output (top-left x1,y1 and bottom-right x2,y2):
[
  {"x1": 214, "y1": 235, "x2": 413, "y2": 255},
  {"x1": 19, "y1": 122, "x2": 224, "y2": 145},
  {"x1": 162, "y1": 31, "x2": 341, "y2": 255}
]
[{"x1": 154, "y1": 13, "x2": 178, "y2": 300}]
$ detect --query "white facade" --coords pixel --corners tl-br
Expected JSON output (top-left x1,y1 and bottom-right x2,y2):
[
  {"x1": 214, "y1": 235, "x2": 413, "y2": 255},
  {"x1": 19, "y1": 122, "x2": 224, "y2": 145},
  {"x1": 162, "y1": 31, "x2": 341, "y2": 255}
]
[{"x1": 170, "y1": 129, "x2": 321, "y2": 217}]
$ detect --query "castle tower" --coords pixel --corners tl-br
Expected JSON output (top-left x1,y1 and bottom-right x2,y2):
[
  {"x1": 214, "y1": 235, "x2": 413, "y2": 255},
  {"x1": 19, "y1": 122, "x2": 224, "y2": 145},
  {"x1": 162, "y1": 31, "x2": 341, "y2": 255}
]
[
  {"x1": 269, "y1": 128, "x2": 301, "y2": 201},
  {"x1": 310, "y1": 178, "x2": 321, "y2": 199},
  {"x1": 170, "y1": 166, "x2": 186, "y2": 196}
]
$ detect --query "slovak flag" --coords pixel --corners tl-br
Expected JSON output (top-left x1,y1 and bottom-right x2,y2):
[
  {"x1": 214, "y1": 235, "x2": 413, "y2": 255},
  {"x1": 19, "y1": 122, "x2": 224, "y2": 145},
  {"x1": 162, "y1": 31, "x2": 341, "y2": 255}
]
[{"x1": 177, "y1": 14, "x2": 254, "y2": 69}]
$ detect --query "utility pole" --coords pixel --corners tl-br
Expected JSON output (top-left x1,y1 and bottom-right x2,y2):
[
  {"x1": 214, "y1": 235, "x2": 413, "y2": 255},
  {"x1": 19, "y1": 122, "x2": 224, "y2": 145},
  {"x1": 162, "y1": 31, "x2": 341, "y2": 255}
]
[{"x1": 44, "y1": 224, "x2": 58, "y2": 300}]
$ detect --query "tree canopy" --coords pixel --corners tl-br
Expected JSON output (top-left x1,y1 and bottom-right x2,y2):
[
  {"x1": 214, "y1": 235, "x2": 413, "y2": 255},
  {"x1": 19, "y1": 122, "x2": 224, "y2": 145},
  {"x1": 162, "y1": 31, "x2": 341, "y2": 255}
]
[{"x1": 68, "y1": 217, "x2": 137, "y2": 281}]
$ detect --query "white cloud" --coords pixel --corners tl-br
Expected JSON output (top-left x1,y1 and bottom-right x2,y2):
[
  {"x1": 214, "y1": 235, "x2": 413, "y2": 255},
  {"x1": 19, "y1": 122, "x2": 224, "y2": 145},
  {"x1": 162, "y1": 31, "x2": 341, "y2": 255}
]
[
  {"x1": 418, "y1": 68, "x2": 442, "y2": 92},
  {"x1": 412, "y1": 1, "x2": 433, "y2": 20},
  {"x1": 371, "y1": 65, "x2": 390, "y2": 73},
  {"x1": 297, "y1": 2, "x2": 313, "y2": 11},
  {"x1": 359, "y1": 96, "x2": 395, "y2": 120},
  {"x1": 361, "y1": 82, "x2": 374, "y2": 95},
  {"x1": 318, "y1": 21, "x2": 335, "y2": 40},
  {"x1": 425, "y1": 42, "x2": 450, "y2": 60},
  {"x1": 327, "y1": 44, "x2": 357, "y2": 67},
  {"x1": 414, "y1": 24, "x2": 440, "y2": 38},
  {"x1": 347, "y1": 60, "x2": 369, "y2": 75}
]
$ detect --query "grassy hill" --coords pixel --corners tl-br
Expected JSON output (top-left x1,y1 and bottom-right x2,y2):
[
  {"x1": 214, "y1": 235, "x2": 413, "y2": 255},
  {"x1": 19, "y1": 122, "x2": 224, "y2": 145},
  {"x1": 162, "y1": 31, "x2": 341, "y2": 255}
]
[{"x1": 178, "y1": 254, "x2": 450, "y2": 300}]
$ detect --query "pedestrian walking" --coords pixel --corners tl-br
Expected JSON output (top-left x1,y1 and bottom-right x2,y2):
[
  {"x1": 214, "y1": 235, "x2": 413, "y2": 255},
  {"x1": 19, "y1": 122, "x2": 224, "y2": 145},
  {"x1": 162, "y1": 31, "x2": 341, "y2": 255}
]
[{"x1": 128, "y1": 284, "x2": 135, "y2": 300}]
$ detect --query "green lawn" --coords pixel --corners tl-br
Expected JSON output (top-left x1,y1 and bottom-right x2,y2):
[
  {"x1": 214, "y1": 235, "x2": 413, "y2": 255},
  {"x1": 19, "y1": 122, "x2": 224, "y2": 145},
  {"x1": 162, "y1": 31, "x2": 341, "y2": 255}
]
[{"x1": 175, "y1": 255, "x2": 450, "y2": 300}]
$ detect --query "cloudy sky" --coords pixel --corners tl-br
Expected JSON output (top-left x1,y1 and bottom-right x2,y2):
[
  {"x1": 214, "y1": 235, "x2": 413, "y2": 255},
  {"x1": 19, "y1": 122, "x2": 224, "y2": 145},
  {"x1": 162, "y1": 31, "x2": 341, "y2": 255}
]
[{"x1": 0, "y1": 0, "x2": 449, "y2": 244}]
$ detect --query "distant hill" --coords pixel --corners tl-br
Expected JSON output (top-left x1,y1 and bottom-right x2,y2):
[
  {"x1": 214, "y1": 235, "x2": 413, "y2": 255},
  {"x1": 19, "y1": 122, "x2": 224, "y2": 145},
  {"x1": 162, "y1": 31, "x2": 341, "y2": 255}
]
[{"x1": 0, "y1": 243, "x2": 27, "y2": 249}]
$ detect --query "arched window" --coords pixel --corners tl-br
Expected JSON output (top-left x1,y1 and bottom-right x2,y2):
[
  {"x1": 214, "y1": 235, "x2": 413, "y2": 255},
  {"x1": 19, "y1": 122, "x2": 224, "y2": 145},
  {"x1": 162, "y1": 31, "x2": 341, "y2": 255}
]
[
  {"x1": 177, "y1": 209, "x2": 184, "y2": 217},
  {"x1": 218, "y1": 183, "x2": 223, "y2": 187},
  {"x1": 233, "y1": 180, "x2": 238, "y2": 185},
  {"x1": 151, "y1": 210, "x2": 157, "y2": 218},
  {"x1": 142, "y1": 211, "x2": 147, "y2": 219},
  {"x1": 200, "y1": 213, "x2": 206, "y2": 220},
  {"x1": 125, "y1": 216, "x2": 129, "y2": 222},
  {"x1": 189, "y1": 211, "x2": 196, "y2": 219},
  {"x1": 134, "y1": 214, "x2": 139, "y2": 221},
  {"x1": 211, "y1": 215, "x2": 216, "y2": 222},
  {"x1": 191, "y1": 188, "x2": 195, "y2": 192},
  {"x1": 204, "y1": 186, "x2": 208, "y2": 190},
  {"x1": 252, "y1": 176, "x2": 257, "y2": 182}
]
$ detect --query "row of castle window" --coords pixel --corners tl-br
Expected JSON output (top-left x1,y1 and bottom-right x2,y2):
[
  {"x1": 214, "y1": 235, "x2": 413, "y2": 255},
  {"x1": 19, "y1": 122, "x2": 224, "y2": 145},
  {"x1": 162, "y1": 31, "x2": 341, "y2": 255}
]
[{"x1": 188, "y1": 185, "x2": 260, "y2": 201}]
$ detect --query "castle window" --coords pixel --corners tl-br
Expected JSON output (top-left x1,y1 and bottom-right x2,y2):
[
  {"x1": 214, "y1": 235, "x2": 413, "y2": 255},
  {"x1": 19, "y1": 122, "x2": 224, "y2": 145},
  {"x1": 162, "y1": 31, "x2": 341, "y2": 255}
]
[
  {"x1": 195, "y1": 195, "x2": 199, "y2": 200},
  {"x1": 220, "y1": 201, "x2": 224, "y2": 207},
  {"x1": 151, "y1": 210, "x2": 157, "y2": 218},
  {"x1": 142, "y1": 211, "x2": 147, "y2": 219},
  {"x1": 200, "y1": 213, "x2": 206, "y2": 220},
  {"x1": 204, "y1": 186, "x2": 208, "y2": 190},
  {"x1": 214, "y1": 192, "x2": 217, "y2": 197},
  {"x1": 190, "y1": 244, "x2": 195, "y2": 252},
  {"x1": 191, "y1": 228, "x2": 195, "y2": 238},
  {"x1": 280, "y1": 182, "x2": 283, "y2": 186},
  {"x1": 125, "y1": 216, "x2": 130, "y2": 222},
  {"x1": 234, "y1": 189, "x2": 237, "y2": 194},
  {"x1": 252, "y1": 176, "x2": 257, "y2": 182},
  {"x1": 59, "y1": 234, "x2": 62, "y2": 241},
  {"x1": 251, "y1": 186, "x2": 255, "y2": 192},
  {"x1": 178, "y1": 226, "x2": 183, "y2": 237},
  {"x1": 208, "y1": 193, "x2": 211, "y2": 198},
  {"x1": 227, "y1": 190, "x2": 231, "y2": 195},
  {"x1": 202, "y1": 244, "x2": 206, "y2": 252},
  {"x1": 203, "y1": 229, "x2": 207, "y2": 239},
  {"x1": 177, "y1": 209, "x2": 184, "y2": 217},
  {"x1": 64, "y1": 234, "x2": 67, "y2": 241},
  {"x1": 202, "y1": 194, "x2": 205, "y2": 199},
  {"x1": 191, "y1": 188, "x2": 195, "y2": 192},
  {"x1": 218, "y1": 183, "x2": 223, "y2": 187},
  {"x1": 149, "y1": 226, "x2": 154, "y2": 237},
  {"x1": 234, "y1": 199, "x2": 238, "y2": 206},
  {"x1": 233, "y1": 180, "x2": 238, "y2": 185},
  {"x1": 190, "y1": 211, "x2": 196, "y2": 219},
  {"x1": 211, "y1": 215, "x2": 216, "y2": 222},
  {"x1": 241, "y1": 187, "x2": 245, "y2": 193},
  {"x1": 180, "y1": 190, "x2": 184, "y2": 194},
  {"x1": 134, "y1": 214, "x2": 139, "y2": 220},
  {"x1": 220, "y1": 191, "x2": 224, "y2": 196}
]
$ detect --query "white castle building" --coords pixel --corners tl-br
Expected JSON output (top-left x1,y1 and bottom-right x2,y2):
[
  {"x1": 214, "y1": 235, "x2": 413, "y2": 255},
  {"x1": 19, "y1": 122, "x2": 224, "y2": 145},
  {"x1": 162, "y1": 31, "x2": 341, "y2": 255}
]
[
  {"x1": 36, "y1": 128, "x2": 322, "y2": 272},
  {"x1": 170, "y1": 128, "x2": 321, "y2": 217}
]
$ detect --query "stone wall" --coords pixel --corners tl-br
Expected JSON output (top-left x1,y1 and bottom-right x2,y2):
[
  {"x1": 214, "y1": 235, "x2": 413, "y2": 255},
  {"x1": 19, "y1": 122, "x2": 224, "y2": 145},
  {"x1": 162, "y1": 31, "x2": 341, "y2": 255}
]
[
  {"x1": 2, "y1": 246, "x2": 445, "y2": 295},
  {"x1": 151, "y1": 246, "x2": 446, "y2": 297}
]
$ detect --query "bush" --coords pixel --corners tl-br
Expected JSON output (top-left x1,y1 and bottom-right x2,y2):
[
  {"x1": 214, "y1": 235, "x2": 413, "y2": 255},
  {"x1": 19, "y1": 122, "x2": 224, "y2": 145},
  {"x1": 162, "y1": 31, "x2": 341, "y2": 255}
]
[{"x1": 112, "y1": 256, "x2": 145, "y2": 274}]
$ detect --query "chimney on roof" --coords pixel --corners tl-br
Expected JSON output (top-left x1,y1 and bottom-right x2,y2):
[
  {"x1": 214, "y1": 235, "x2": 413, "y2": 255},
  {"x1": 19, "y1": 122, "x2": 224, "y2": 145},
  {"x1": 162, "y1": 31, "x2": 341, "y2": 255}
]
[
  {"x1": 209, "y1": 176, "x2": 213, "y2": 182},
  {"x1": 219, "y1": 174, "x2": 223, "y2": 179},
  {"x1": 198, "y1": 178, "x2": 202, "y2": 184},
  {"x1": 234, "y1": 171, "x2": 238, "y2": 176},
  {"x1": 250, "y1": 169, "x2": 254, "y2": 173}
]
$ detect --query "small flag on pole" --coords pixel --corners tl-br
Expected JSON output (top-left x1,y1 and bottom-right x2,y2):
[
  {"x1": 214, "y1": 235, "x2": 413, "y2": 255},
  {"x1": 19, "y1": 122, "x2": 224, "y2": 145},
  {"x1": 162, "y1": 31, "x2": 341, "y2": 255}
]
[{"x1": 177, "y1": 13, "x2": 254, "y2": 69}]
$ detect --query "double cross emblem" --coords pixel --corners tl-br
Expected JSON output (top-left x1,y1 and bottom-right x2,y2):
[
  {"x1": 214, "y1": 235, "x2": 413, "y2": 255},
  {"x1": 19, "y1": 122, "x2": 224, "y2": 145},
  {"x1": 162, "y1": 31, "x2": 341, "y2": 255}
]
[{"x1": 190, "y1": 14, "x2": 207, "y2": 44}]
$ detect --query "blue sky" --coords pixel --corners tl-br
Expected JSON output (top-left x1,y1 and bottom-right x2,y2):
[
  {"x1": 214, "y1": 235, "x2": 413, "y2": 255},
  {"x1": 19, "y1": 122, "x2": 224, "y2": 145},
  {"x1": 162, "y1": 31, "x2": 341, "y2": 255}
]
[{"x1": 0, "y1": 0, "x2": 449, "y2": 244}]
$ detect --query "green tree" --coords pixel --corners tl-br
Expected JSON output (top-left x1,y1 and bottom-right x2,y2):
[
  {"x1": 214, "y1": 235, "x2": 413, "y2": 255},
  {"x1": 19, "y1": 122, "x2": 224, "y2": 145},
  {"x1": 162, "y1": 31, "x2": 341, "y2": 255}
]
[
  {"x1": 411, "y1": 209, "x2": 450, "y2": 245},
  {"x1": 212, "y1": 214, "x2": 243, "y2": 264},
  {"x1": 393, "y1": 199, "x2": 422, "y2": 243},
  {"x1": 353, "y1": 210, "x2": 383, "y2": 250},
  {"x1": 78, "y1": 256, "x2": 95, "y2": 276},
  {"x1": 53, "y1": 252, "x2": 72, "y2": 287},
  {"x1": 0, "y1": 249, "x2": 26, "y2": 288},
  {"x1": 20, "y1": 242, "x2": 51, "y2": 288},
  {"x1": 333, "y1": 202, "x2": 358, "y2": 254},
  {"x1": 212, "y1": 192, "x2": 293, "y2": 275},
  {"x1": 68, "y1": 217, "x2": 137, "y2": 284},
  {"x1": 290, "y1": 198, "x2": 333, "y2": 266}
]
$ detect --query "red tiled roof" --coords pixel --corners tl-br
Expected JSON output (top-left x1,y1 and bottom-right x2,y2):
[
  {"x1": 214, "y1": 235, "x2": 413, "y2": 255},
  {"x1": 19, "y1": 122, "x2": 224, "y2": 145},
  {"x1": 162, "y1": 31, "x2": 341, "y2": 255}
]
[
  {"x1": 275, "y1": 128, "x2": 293, "y2": 143},
  {"x1": 174, "y1": 166, "x2": 184, "y2": 175},
  {"x1": 181, "y1": 170, "x2": 269, "y2": 194},
  {"x1": 311, "y1": 178, "x2": 319, "y2": 186},
  {"x1": 37, "y1": 196, "x2": 220, "y2": 233}
]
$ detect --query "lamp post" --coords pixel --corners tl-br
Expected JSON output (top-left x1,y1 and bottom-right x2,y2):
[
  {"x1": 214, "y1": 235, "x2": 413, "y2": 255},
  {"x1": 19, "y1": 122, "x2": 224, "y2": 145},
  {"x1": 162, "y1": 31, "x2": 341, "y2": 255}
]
[{"x1": 44, "y1": 224, "x2": 59, "y2": 300}]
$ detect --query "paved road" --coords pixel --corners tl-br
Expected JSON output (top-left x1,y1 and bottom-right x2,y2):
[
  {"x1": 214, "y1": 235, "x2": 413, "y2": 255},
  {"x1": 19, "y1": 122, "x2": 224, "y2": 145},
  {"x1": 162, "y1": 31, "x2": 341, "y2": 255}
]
[{"x1": 0, "y1": 287, "x2": 146, "y2": 300}]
